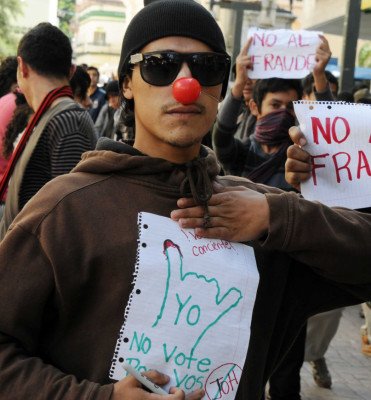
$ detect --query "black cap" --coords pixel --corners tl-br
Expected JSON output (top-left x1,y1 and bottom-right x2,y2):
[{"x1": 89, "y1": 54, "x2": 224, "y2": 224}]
[{"x1": 118, "y1": 0, "x2": 230, "y2": 97}]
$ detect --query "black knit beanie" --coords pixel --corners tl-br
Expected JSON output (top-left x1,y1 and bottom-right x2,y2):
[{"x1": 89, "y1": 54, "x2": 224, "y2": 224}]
[{"x1": 118, "y1": 0, "x2": 230, "y2": 98}]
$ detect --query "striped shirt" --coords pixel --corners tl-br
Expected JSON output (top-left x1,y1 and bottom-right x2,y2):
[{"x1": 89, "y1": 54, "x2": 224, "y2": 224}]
[{"x1": 19, "y1": 106, "x2": 97, "y2": 210}]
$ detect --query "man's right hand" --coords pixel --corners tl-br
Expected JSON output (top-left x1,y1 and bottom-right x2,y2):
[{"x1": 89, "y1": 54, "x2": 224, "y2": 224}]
[
  {"x1": 285, "y1": 126, "x2": 312, "y2": 191},
  {"x1": 112, "y1": 370, "x2": 204, "y2": 400}
]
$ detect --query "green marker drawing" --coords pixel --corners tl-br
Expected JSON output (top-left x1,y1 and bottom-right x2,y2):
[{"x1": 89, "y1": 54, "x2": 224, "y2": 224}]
[{"x1": 152, "y1": 239, "x2": 243, "y2": 357}]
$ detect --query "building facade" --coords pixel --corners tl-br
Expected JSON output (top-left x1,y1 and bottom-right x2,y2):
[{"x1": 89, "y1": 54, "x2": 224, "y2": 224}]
[
  {"x1": 9, "y1": 0, "x2": 58, "y2": 50},
  {"x1": 74, "y1": 0, "x2": 128, "y2": 80}
]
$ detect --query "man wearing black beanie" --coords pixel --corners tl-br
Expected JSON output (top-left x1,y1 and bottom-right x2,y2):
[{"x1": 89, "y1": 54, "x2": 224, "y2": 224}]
[{"x1": 0, "y1": 1, "x2": 370, "y2": 400}]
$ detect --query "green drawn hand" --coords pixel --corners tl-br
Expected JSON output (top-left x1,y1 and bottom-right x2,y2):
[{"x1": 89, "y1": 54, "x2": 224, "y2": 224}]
[{"x1": 152, "y1": 239, "x2": 243, "y2": 358}]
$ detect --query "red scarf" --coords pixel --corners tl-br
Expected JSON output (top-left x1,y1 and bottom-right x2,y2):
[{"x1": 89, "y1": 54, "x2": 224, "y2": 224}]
[
  {"x1": 0, "y1": 86, "x2": 73, "y2": 201},
  {"x1": 254, "y1": 108, "x2": 296, "y2": 145}
]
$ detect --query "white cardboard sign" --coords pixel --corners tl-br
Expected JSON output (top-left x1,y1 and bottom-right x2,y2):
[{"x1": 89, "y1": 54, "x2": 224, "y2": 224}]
[
  {"x1": 294, "y1": 101, "x2": 371, "y2": 209},
  {"x1": 110, "y1": 212, "x2": 260, "y2": 400},
  {"x1": 247, "y1": 28, "x2": 323, "y2": 79}
]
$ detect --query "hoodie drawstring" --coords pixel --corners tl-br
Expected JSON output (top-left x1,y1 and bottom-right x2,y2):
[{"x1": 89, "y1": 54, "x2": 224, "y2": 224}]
[{"x1": 179, "y1": 159, "x2": 213, "y2": 226}]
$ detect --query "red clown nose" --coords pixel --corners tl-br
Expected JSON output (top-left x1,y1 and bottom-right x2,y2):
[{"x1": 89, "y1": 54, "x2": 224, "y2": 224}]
[{"x1": 172, "y1": 77, "x2": 201, "y2": 104}]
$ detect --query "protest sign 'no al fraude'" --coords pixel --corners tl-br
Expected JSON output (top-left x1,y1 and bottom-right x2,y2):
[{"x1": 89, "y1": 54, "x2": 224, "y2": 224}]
[{"x1": 247, "y1": 28, "x2": 322, "y2": 79}]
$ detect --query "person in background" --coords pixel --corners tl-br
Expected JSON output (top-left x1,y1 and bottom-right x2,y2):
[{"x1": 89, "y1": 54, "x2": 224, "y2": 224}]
[
  {"x1": 353, "y1": 87, "x2": 371, "y2": 104},
  {"x1": 302, "y1": 70, "x2": 338, "y2": 101},
  {"x1": 87, "y1": 66, "x2": 106, "y2": 122},
  {"x1": 276, "y1": 67, "x2": 340, "y2": 396},
  {"x1": 0, "y1": 56, "x2": 19, "y2": 219},
  {"x1": 213, "y1": 31, "x2": 339, "y2": 399},
  {"x1": 213, "y1": 75, "x2": 301, "y2": 191},
  {"x1": 361, "y1": 302, "x2": 371, "y2": 356},
  {"x1": 0, "y1": 56, "x2": 18, "y2": 97},
  {"x1": 352, "y1": 83, "x2": 369, "y2": 98},
  {"x1": 0, "y1": 56, "x2": 18, "y2": 197},
  {"x1": 1, "y1": 91, "x2": 34, "y2": 222},
  {"x1": 2, "y1": 64, "x2": 96, "y2": 174},
  {"x1": 344, "y1": 88, "x2": 371, "y2": 358},
  {"x1": 2, "y1": 92, "x2": 33, "y2": 162},
  {"x1": 70, "y1": 65, "x2": 93, "y2": 111},
  {"x1": 0, "y1": 23, "x2": 97, "y2": 239},
  {"x1": 285, "y1": 126, "x2": 371, "y2": 361},
  {"x1": 213, "y1": 39, "x2": 256, "y2": 143},
  {"x1": 337, "y1": 91, "x2": 354, "y2": 103},
  {"x1": 268, "y1": 62, "x2": 339, "y2": 400},
  {"x1": 301, "y1": 35, "x2": 337, "y2": 102},
  {"x1": 95, "y1": 80, "x2": 122, "y2": 139},
  {"x1": 115, "y1": 110, "x2": 135, "y2": 141}
]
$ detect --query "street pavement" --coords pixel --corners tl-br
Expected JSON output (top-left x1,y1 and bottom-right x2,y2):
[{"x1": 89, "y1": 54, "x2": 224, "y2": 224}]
[{"x1": 300, "y1": 305, "x2": 371, "y2": 400}]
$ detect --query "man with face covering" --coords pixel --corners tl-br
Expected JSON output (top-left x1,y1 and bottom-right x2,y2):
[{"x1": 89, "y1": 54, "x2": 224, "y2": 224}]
[{"x1": 213, "y1": 75, "x2": 301, "y2": 191}]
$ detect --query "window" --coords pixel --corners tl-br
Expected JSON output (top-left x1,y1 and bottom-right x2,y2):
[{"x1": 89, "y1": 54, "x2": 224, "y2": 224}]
[{"x1": 94, "y1": 28, "x2": 106, "y2": 45}]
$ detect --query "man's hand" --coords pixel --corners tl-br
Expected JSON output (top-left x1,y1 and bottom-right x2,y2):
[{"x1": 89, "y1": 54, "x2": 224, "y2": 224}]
[
  {"x1": 113, "y1": 370, "x2": 205, "y2": 400},
  {"x1": 312, "y1": 35, "x2": 332, "y2": 94},
  {"x1": 285, "y1": 126, "x2": 312, "y2": 191},
  {"x1": 171, "y1": 183, "x2": 269, "y2": 242},
  {"x1": 231, "y1": 37, "x2": 253, "y2": 99}
]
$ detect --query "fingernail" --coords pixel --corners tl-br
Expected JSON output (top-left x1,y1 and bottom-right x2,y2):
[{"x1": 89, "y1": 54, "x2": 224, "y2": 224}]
[
  {"x1": 177, "y1": 198, "x2": 186, "y2": 207},
  {"x1": 178, "y1": 218, "x2": 186, "y2": 227},
  {"x1": 194, "y1": 228, "x2": 204, "y2": 237}
]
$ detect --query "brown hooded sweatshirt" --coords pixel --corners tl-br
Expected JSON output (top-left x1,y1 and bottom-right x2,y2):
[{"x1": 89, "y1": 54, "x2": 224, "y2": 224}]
[{"x1": 0, "y1": 138, "x2": 370, "y2": 400}]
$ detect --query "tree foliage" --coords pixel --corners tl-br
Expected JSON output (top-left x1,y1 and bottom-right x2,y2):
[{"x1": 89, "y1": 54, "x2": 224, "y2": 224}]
[
  {"x1": 58, "y1": 0, "x2": 76, "y2": 39},
  {"x1": 359, "y1": 42, "x2": 371, "y2": 68},
  {"x1": 0, "y1": 0, "x2": 24, "y2": 56}
]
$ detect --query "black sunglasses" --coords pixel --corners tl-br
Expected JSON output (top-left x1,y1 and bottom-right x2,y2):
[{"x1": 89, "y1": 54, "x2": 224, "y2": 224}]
[{"x1": 129, "y1": 51, "x2": 231, "y2": 87}]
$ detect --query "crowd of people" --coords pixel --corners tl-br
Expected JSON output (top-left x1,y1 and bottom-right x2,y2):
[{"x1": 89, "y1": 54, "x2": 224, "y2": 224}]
[{"x1": 0, "y1": 1, "x2": 370, "y2": 400}]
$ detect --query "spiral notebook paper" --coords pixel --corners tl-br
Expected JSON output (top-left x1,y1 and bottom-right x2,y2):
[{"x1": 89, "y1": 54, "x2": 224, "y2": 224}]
[
  {"x1": 294, "y1": 101, "x2": 371, "y2": 209},
  {"x1": 110, "y1": 212, "x2": 259, "y2": 400}
]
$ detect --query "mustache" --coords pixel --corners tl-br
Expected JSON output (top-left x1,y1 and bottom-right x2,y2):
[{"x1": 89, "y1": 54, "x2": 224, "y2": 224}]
[{"x1": 161, "y1": 102, "x2": 206, "y2": 113}]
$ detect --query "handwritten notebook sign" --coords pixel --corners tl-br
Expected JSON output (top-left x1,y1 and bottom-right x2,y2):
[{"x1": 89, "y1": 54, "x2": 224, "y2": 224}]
[
  {"x1": 110, "y1": 212, "x2": 259, "y2": 400},
  {"x1": 247, "y1": 28, "x2": 322, "y2": 79},
  {"x1": 294, "y1": 101, "x2": 371, "y2": 209}
]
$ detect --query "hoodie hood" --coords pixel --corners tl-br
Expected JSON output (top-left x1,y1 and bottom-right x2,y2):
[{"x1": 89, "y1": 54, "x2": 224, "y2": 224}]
[{"x1": 72, "y1": 137, "x2": 221, "y2": 206}]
